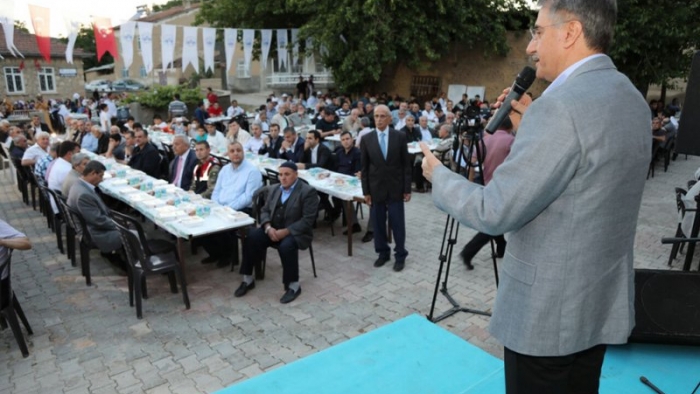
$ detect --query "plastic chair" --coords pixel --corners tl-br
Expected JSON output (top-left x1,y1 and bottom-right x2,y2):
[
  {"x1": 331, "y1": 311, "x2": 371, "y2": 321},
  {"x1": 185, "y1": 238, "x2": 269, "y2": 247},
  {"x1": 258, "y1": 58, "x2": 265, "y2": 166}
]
[
  {"x1": 114, "y1": 221, "x2": 190, "y2": 319},
  {"x1": 110, "y1": 210, "x2": 179, "y2": 261},
  {"x1": 252, "y1": 185, "x2": 317, "y2": 280},
  {"x1": 0, "y1": 253, "x2": 33, "y2": 357},
  {"x1": 265, "y1": 168, "x2": 280, "y2": 185},
  {"x1": 55, "y1": 194, "x2": 78, "y2": 268},
  {"x1": 41, "y1": 187, "x2": 66, "y2": 255},
  {"x1": 65, "y1": 205, "x2": 99, "y2": 285}
]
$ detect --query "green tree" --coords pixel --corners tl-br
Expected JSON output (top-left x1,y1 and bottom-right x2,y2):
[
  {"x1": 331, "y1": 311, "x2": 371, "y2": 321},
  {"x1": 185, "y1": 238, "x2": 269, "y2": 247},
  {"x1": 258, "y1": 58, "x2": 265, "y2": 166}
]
[
  {"x1": 610, "y1": 0, "x2": 700, "y2": 97},
  {"x1": 196, "y1": 0, "x2": 530, "y2": 93},
  {"x1": 14, "y1": 20, "x2": 29, "y2": 33},
  {"x1": 60, "y1": 26, "x2": 114, "y2": 73}
]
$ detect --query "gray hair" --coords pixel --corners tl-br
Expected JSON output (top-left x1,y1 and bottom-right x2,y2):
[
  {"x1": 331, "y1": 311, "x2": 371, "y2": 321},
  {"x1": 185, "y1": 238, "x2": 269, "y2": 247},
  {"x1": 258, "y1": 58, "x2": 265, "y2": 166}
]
[
  {"x1": 360, "y1": 117, "x2": 370, "y2": 127},
  {"x1": 538, "y1": 0, "x2": 617, "y2": 52},
  {"x1": 251, "y1": 121, "x2": 262, "y2": 130},
  {"x1": 13, "y1": 134, "x2": 26, "y2": 144},
  {"x1": 71, "y1": 153, "x2": 89, "y2": 167},
  {"x1": 35, "y1": 131, "x2": 50, "y2": 140},
  {"x1": 439, "y1": 124, "x2": 453, "y2": 135},
  {"x1": 49, "y1": 141, "x2": 61, "y2": 153},
  {"x1": 0, "y1": 119, "x2": 10, "y2": 128},
  {"x1": 172, "y1": 134, "x2": 189, "y2": 145}
]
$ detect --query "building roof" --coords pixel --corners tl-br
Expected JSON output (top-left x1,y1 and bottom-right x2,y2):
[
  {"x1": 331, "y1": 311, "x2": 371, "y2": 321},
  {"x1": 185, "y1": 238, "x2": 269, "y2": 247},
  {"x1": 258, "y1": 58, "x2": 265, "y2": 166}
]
[
  {"x1": 132, "y1": 4, "x2": 201, "y2": 24},
  {"x1": 0, "y1": 29, "x2": 89, "y2": 59}
]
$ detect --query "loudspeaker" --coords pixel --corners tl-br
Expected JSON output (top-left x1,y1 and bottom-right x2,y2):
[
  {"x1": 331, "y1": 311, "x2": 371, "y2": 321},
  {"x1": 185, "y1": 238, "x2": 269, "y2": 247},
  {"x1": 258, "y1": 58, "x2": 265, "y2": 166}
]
[
  {"x1": 676, "y1": 51, "x2": 700, "y2": 156},
  {"x1": 629, "y1": 269, "x2": 700, "y2": 345}
]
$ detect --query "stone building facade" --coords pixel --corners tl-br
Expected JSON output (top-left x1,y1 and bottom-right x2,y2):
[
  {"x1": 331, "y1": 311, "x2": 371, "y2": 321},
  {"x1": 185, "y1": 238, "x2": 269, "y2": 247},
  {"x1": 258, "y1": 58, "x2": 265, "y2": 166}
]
[
  {"x1": 0, "y1": 30, "x2": 88, "y2": 103},
  {"x1": 376, "y1": 32, "x2": 549, "y2": 102}
]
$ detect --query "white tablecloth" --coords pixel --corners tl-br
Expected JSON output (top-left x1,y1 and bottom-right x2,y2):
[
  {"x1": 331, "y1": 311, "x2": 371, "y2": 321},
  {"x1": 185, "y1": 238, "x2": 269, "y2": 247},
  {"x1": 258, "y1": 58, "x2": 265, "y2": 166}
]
[{"x1": 83, "y1": 151, "x2": 254, "y2": 239}]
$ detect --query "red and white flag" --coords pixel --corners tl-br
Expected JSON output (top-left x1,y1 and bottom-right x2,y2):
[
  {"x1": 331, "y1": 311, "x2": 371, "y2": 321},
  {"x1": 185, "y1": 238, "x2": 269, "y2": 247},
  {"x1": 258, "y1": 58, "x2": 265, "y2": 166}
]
[
  {"x1": 28, "y1": 4, "x2": 51, "y2": 62},
  {"x1": 92, "y1": 16, "x2": 119, "y2": 62}
]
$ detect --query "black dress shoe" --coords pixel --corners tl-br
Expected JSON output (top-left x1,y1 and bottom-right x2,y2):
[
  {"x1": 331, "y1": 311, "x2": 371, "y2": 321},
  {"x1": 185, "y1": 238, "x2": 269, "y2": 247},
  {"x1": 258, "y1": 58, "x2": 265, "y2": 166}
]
[
  {"x1": 280, "y1": 287, "x2": 302, "y2": 304},
  {"x1": 201, "y1": 256, "x2": 218, "y2": 264},
  {"x1": 374, "y1": 256, "x2": 390, "y2": 267},
  {"x1": 234, "y1": 281, "x2": 255, "y2": 297},
  {"x1": 362, "y1": 232, "x2": 374, "y2": 243},
  {"x1": 393, "y1": 260, "x2": 405, "y2": 272},
  {"x1": 342, "y1": 223, "x2": 362, "y2": 235},
  {"x1": 459, "y1": 249, "x2": 475, "y2": 270}
]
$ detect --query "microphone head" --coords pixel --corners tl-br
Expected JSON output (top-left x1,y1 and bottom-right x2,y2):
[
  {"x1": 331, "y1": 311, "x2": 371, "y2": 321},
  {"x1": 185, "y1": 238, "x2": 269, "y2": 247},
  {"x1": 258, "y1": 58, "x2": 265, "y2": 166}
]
[{"x1": 513, "y1": 66, "x2": 537, "y2": 94}]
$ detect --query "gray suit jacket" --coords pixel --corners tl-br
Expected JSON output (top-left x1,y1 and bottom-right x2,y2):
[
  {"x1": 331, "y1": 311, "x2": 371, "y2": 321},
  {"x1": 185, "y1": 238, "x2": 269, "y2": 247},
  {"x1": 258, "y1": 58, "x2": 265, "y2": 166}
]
[
  {"x1": 260, "y1": 180, "x2": 319, "y2": 250},
  {"x1": 67, "y1": 179, "x2": 121, "y2": 253},
  {"x1": 432, "y1": 55, "x2": 651, "y2": 356}
]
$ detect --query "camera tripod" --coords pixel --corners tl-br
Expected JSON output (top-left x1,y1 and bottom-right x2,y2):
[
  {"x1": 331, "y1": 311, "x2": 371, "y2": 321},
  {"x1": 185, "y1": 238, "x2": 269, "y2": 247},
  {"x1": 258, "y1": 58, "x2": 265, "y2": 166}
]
[{"x1": 427, "y1": 116, "x2": 500, "y2": 323}]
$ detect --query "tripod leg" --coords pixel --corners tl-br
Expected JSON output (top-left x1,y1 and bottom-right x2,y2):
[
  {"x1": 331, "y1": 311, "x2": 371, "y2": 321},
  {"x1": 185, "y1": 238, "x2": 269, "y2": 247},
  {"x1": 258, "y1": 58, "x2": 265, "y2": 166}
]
[
  {"x1": 441, "y1": 218, "x2": 459, "y2": 290},
  {"x1": 428, "y1": 215, "x2": 454, "y2": 321}
]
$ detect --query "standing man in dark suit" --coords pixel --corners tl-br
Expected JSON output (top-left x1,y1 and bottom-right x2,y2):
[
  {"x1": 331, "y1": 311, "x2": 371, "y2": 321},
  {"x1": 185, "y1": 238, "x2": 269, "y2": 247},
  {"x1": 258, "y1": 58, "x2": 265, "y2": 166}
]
[
  {"x1": 278, "y1": 127, "x2": 305, "y2": 163},
  {"x1": 361, "y1": 105, "x2": 412, "y2": 272},
  {"x1": 169, "y1": 135, "x2": 198, "y2": 191},
  {"x1": 67, "y1": 161, "x2": 122, "y2": 254},
  {"x1": 235, "y1": 162, "x2": 319, "y2": 304}
]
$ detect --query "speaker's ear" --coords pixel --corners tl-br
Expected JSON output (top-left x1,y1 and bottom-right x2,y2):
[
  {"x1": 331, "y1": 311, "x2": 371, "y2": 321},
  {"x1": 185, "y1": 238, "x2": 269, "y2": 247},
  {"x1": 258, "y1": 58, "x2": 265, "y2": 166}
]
[{"x1": 675, "y1": 51, "x2": 700, "y2": 156}]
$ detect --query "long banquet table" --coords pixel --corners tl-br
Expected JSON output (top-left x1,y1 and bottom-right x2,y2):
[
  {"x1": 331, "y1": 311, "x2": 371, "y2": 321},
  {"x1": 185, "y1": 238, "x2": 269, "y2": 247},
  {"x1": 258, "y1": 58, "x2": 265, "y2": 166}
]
[
  {"x1": 145, "y1": 131, "x2": 436, "y2": 256},
  {"x1": 82, "y1": 151, "x2": 255, "y2": 276}
]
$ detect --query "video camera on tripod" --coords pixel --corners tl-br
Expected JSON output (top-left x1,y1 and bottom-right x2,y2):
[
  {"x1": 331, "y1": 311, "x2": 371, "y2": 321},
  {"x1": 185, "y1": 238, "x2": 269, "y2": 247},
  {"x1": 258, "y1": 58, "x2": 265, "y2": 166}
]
[{"x1": 452, "y1": 105, "x2": 485, "y2": 175}]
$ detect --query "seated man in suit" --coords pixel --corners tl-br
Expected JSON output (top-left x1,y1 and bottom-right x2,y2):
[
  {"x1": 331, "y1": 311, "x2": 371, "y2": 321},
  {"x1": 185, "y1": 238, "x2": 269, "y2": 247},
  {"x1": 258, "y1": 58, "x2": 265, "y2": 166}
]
[
  {"x1": 129, "y1": 129, "x2": 161, "y2": 178},
  {"x1": 297, "y1": 130, "x2": 333, "y2": 170},
  {"x1": 9, "y1": 135, "x2": 27, "y2": 161},
  {"x1": 200, "y1": 142, "x2": 263, "y2": 268},
  {"x1": 169, "y1": 135, "x2": 198, "y2": 191},
  {"x1": 259, "y1": 123, "x2": 283, "y2": 158},
  {"x1": 298, "y1": 130, "x2": 336, "y2": 220},
  {"x1": 334, "y1": 131, "x2": 363, "y2": 234},
  {"x1": 278, "y1": 127, "x2": 305, "y2": 163},
  {"x1": 235, "y1": 161, "x2": 319, "y2": 304},
  {"x1": 67, "y1": 161, "x2": 123, "y2": 265},
  {"x1": 61, "y1": 153, "x2": 90, "y2": 198}
]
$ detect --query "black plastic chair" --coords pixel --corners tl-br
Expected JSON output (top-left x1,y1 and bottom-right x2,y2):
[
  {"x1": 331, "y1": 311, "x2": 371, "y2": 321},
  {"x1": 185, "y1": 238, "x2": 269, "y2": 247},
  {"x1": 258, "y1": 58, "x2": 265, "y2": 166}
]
[
  {"x1": 114, "y1": 221, "x2": 190, "y2": 319},
  {"x1": 265, "y1": 168, "x2": 280, "y2": 185},
  {"x1": 0, "y1": 253, "x2": 33, "y2": 358},
  {"x1": 65, "y1": 205, "x2": 99, "y2": 285},
  {"x1": 252, "y1": 185, "x2": 317, "y2": 280},
  {"x1": 55, "y1": 194, "x2": 78, "y2": 268},
  {"x1": 34, "y1": 176, "x2": 54, "y2": 230},
  {"x1": 41, "y1": 187, "x2": 66, "y2": 255},
  {"x1": 668, "y1": 188, "x2": 690, "y2": 267},
  {"x1": 110, "y1": 210, "x2": 179, "y2": 262},
  {"x1": 10, "y1": 158, "x2": 29, "y2": 205}
]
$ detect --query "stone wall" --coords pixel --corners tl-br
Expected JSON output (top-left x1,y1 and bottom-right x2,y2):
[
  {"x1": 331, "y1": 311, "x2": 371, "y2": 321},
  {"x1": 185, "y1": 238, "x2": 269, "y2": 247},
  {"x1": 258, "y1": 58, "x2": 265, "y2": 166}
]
[
  {"x1": 1, "y1": 57, "x2": 86, "y2": 102},
  {"x1": 376, "y1": 31, "x2": 549, "y2": 102}
]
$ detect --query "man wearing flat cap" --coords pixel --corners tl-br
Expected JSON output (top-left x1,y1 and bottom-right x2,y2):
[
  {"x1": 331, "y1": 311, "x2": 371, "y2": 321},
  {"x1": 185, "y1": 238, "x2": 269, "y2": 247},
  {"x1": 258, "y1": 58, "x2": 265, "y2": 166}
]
[{"x1": 235, "y1": 161, "x2": 319, "y2": 304}]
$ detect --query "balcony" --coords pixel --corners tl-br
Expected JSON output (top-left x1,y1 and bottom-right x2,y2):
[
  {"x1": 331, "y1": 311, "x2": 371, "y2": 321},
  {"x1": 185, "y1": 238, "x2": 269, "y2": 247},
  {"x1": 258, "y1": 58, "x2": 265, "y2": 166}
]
[{"x1": 265, "y1": 72, "x2": 334, "y2": 89}]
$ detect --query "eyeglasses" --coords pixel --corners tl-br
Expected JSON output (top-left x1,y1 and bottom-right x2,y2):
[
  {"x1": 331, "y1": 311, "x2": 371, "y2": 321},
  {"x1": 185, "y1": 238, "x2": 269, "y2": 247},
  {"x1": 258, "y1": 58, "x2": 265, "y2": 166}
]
[{"x1": 529, "y1": 20, "x2": 577, "y2": 41}]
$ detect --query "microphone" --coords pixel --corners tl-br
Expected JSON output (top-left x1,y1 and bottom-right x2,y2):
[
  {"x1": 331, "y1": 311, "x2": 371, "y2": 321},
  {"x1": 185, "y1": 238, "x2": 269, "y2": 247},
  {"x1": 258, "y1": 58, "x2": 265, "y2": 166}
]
[
  {"x1": 640, "y1": 376, "x2": 665, "y2": 394},
  {"x1": 484, "y1": 66, "x2": 536, "y2": 134}
]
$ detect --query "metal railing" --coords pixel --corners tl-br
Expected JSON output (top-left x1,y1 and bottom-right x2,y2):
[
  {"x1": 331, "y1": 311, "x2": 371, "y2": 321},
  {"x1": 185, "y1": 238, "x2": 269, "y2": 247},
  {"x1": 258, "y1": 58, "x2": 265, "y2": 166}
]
[{"x1": 265, "y1": 72, "x2": 334, "y2": 88}]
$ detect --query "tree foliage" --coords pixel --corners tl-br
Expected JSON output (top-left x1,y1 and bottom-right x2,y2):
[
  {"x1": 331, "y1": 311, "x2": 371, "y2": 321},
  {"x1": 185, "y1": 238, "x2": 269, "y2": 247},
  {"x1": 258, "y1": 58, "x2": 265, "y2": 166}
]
[
  {"x1": 59, "y1": 26, "x2": 114, "y2": 72},
  {"x1": 123, "y1": 85, "x2": 201, "y2": 109},
  {"x1": 196, "y1": 0, "x2": 530, "y2": 93},
  {"x1": 609, "y1": 0, "x2": 700, "y2": 95}
]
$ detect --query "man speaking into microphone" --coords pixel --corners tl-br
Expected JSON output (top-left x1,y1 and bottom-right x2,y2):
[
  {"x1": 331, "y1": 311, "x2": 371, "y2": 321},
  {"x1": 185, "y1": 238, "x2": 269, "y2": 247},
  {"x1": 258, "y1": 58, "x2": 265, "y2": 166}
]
[{"x1": 421, "y1": 0, "x2": 650, "y2": 392}]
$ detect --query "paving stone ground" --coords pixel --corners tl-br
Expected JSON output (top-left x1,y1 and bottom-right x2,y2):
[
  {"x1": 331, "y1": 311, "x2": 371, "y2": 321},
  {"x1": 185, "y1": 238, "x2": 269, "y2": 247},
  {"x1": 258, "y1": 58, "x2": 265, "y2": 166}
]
[{"x1": 0, "y1": 154, "x2": 696, "y2": 393}]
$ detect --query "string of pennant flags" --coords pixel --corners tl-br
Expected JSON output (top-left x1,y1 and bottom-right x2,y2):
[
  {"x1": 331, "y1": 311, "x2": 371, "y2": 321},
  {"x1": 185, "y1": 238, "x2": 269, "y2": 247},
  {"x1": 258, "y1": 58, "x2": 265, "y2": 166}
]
[{"x1": 0, "y1": 2, "x2": 326, "y2": 75}]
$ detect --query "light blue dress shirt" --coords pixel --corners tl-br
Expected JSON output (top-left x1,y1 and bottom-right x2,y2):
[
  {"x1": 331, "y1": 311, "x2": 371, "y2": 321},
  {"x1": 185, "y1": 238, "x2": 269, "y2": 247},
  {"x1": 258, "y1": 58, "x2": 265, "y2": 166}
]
[
  {"x1": 211, "y1": 159, "x2": 263, "y2": 211},
  {"x1": 81, "y1": 133, "x2": 98, "y2": 153},
  {"x1": 280, "y1": 179, "x2": 299, "y2": 204}
]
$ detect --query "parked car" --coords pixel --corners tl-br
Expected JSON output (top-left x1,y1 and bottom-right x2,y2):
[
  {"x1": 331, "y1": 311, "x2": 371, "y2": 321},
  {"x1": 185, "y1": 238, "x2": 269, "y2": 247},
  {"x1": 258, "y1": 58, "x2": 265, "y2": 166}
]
[
  {"x1": 84, "y1": 79, "x2": 112, "y2": 92},
  {"x1": 112, "y1": 79, "x2": 149, "y2": 91}
]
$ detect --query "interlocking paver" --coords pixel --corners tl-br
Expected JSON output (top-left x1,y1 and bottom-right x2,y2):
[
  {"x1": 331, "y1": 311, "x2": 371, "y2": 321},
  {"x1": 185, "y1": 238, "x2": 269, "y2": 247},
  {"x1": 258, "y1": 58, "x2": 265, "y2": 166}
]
[{"x1": 0, "y1": 152, "x2": 695, "y2": 392}]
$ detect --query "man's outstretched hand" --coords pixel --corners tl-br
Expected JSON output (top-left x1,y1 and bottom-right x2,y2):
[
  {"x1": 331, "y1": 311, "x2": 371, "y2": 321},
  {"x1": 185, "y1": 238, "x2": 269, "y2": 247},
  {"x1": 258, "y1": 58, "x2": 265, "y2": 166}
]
[{"x1": 420, "y1": 143, "x2": 442, "y2": 182}]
